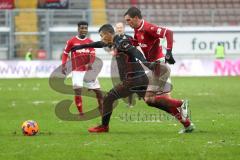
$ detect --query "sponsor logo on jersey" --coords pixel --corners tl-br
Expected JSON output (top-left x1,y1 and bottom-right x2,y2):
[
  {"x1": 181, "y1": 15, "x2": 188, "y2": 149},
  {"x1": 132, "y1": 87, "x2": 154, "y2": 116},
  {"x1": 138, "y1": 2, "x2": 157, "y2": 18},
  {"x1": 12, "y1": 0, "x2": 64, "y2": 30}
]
[
  {"x1": 157, "y1": 28, "x2": 161, "y2": 35},
  {"x1": 73, "y1": 43, "x2": 81, "y2": 46},
  {"x1": 76, "y1": 49, "x2": 90, "y2": 53}
]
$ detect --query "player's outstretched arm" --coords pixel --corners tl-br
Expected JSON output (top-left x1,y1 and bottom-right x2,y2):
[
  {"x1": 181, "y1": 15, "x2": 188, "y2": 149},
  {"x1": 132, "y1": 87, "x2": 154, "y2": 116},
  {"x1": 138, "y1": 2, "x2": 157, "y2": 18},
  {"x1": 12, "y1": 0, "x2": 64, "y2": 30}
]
[
  {"x1": 71, "y1": 41, "x2": 107, "y2": 52},
  {"x1": 61, "y1": 53, "x2": 68, "y2": 75}
]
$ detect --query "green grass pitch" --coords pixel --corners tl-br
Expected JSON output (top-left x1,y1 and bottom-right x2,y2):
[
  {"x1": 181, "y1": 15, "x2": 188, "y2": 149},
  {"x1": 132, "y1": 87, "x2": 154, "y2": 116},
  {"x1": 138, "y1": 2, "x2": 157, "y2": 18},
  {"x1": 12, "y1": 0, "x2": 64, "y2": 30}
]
[{"x1": 0, "y1": 77, "x2": 239, "y2": 160}]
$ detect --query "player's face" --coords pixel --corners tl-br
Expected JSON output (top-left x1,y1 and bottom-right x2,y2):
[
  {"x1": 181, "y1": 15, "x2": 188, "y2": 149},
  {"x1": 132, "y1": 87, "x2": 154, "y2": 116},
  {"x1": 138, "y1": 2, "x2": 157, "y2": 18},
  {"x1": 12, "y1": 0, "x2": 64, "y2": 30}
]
[
  {"x1": 124, "y1": 15, "x2": 139, "y2": 29},
  {"x1": 99, "y1": 31, "x2": 114, "y2": 44},
  {"x1": 78, "y1": 25, "x2": 88, "y2": 36},
  {"x1": 115, "y1": 23, "x2": 125, "y2": 35}
]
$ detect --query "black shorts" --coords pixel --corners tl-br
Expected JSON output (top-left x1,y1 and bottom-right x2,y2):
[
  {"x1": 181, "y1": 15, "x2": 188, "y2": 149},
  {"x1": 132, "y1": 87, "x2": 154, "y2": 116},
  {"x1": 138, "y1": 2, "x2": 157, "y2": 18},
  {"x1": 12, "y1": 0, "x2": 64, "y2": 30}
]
[{"x1": 109, "y1": 74, "x2": 149, "y2": 99}]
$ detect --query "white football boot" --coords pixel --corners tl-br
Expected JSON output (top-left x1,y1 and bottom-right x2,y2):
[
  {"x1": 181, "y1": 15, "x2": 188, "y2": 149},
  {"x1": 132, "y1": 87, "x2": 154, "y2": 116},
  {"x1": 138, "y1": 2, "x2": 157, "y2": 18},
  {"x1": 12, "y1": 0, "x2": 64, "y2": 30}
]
[{"x1": 178, "y1": 100, "x2": 195, "y2": 134}]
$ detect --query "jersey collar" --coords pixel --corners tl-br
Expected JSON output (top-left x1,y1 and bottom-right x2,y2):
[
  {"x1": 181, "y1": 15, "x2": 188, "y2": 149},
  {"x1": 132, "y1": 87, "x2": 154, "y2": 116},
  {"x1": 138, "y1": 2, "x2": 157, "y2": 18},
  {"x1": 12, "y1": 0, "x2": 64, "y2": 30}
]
[
  {"x1": 136, "y1": 20, "x2": 144, "y2": 31},
  {"x1": 75, "y1": 35, "x2": 87, "y2": 40}
]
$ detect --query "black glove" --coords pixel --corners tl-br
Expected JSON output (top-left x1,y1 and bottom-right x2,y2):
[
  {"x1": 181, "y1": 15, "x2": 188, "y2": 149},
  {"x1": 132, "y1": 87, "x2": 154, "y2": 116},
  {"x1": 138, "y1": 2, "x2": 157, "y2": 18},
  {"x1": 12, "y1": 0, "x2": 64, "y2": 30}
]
[{"x1": 165, "y1": 49, "x2": 175, "y2": 64}]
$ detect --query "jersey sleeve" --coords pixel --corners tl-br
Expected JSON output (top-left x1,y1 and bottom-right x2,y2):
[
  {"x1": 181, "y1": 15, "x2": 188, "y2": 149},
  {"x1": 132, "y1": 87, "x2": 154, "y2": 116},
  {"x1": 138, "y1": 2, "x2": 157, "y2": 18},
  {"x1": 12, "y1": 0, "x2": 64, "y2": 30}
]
[
  {"x1": 63, "y1": 39, "x2": 73, "y2": 54},
  {"x1": 62, "y1": 39, "x2": 72, "y2": 65},
  {"x1": 145, "y1": 24, "x2": 173, "y2": 50}
]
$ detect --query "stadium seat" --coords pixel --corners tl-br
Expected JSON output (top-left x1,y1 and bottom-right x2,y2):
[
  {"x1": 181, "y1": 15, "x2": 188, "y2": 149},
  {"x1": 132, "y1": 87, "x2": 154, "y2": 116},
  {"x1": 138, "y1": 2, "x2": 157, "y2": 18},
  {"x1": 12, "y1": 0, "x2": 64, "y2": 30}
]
[
  {"x1": 105, "y1": 0, "x2": 240, "y2": 26},
  {"x1": 69, "y1": 0, "x2": 89, "y2": 9}
]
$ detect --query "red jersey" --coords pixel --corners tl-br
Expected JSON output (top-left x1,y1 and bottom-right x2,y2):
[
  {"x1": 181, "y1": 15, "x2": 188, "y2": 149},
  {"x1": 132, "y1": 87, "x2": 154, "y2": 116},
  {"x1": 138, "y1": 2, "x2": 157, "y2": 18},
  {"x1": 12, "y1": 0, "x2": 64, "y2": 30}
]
[
  {"x1": 133, "y1": 20, "x2": 173, "y2": 62},
  {"x1": 63, "y1": 36, "x2": 95, "y2": 71}
]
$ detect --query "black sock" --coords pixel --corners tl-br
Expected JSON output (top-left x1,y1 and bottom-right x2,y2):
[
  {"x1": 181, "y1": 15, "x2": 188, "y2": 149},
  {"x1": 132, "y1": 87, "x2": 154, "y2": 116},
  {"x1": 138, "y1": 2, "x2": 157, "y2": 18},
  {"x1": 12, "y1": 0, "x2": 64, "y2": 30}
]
[{"x1": 102, "y1": 112, "x2": 112, "y2": 126}]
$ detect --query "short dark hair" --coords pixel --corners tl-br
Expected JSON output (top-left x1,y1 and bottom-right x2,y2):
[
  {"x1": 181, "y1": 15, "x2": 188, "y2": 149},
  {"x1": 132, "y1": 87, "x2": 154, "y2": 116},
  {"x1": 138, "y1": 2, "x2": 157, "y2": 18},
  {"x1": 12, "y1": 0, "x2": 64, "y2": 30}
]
[
  {"x1": 77, "y1": 21, "x2": 88, "y2": 27},
  {"x1": 98, "y1": 24, "x2": 115, "y2": 34},
  {"x1": 124, "y1": 7, "x2": 142, "y2": 19}
]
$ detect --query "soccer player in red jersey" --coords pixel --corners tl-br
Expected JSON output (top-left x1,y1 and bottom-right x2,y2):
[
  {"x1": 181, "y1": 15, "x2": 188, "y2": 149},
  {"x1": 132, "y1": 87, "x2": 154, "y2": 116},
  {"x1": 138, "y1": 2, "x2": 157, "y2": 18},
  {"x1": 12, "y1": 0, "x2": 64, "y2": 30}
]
[
  {"x1": 61, "y1": 21, "x2": 103, "y2": 116},
  {"x1": 124, "y1": 7, "x2": 195, "y2": 133}
]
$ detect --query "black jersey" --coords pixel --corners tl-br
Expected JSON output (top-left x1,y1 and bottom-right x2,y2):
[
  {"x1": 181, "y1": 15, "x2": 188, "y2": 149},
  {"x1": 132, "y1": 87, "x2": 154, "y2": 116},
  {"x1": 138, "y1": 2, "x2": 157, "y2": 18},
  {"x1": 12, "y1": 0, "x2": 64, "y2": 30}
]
[
  {"x1": 113, "y1": 34, "x2": 145, "y2": 80},
  {"x1": 71, "y1": 34, "x2": 153, "y2": 81}
]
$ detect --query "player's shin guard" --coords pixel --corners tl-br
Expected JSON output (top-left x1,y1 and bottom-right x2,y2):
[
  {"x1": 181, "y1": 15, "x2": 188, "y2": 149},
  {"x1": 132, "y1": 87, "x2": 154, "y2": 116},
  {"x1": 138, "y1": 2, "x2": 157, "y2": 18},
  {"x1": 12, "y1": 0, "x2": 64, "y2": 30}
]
[{"x1": 74, "y1": 95, "x2": 83, "y2": 114}]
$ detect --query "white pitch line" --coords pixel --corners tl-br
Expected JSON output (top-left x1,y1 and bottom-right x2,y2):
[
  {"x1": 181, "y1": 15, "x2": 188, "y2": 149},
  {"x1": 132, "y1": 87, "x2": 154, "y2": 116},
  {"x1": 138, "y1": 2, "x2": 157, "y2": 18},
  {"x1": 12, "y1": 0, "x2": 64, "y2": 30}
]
[
  {"x1": 196, "y1": 92, "x2": 214, "y2": 96},
  {"x1": 84, "y1": 141, "x2": 95, "y2": 146},
  {"x1": 32, "y1": 87, "x2": 39, "y2": 91},
  {"x1": 32, "y1": 101, "x2": 45, "y2": 105}
]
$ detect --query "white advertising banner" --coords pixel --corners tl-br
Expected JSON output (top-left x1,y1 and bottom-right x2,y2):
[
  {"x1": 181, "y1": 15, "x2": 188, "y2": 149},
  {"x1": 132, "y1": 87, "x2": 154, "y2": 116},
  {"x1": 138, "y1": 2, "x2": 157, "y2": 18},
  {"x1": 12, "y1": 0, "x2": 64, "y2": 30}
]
[
  {"x1": 0, "y1": 60, "x2": 118, "y2": 78},
  {"x1": 0, "y1": 61, "x2": 60, "y2": 78},
  {"x1": 173, "y1": 32, "x2": 240, "y2": 55},
  {"x1": 0, "y1": 59, "x2": 240, "y2": 78}
]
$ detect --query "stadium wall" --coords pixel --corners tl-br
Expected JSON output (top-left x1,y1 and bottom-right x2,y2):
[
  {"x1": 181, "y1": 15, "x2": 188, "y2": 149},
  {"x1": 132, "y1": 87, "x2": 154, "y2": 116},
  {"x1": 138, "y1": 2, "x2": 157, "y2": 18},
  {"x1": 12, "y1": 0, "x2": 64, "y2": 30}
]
[
  {"x1": 50, "y1": 26, "x2": 240, "y2": 59},
  {"x1": 1, "y1": 25, "x2": 240, "y2": 59}
]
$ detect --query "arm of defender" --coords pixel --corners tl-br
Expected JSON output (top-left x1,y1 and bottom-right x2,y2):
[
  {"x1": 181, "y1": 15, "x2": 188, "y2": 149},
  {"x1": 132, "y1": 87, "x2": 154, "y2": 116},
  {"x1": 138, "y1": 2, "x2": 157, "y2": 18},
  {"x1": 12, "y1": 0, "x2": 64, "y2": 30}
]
[
  {"x1": 146, "y1": 24, "x2": 175, "y2": 64},
  {"x1": 146, "y1": 24, "x2": 173, "y2": 50},
  {"x1": 61, "y1": 40, "x2": 72, "y2": 75}
]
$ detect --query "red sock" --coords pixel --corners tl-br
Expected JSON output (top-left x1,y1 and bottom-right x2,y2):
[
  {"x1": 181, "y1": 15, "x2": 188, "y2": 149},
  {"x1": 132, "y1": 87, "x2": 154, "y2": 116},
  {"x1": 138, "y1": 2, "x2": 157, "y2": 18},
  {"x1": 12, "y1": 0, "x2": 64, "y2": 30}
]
[
  {"x1": 74, "y1": 95, "x2": 83, "y2": 113},
  {"x1": 155, "y1": 95, "x2": 190, "y2": 127},
  {"x1": 155, "y1": 95, "x2": 182, "y2": 108}
]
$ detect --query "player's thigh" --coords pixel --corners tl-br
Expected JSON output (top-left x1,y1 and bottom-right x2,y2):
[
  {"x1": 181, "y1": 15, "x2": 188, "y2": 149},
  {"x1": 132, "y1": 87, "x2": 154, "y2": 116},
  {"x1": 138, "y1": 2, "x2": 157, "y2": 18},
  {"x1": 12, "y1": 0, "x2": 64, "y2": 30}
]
[
  {"x1": 128, "y1": 75, "x2": 149, "y2": 98},
  {"x1": 145, "y1": 91, "x2": 156, "y2": 98},
  {"x1": 110, "y1": 82, "x2": 133, "y2": 99},
  {"x1": 147, "y1": 64, "x2": 171, "y2": 93},
  {"x1": 72, "y1": 71, "x2": 85, "y2": 89},
  {"x1": 84, "y1": 59, "x2": 103, "y2": 82},
  {"x1": 83, "y1": 78, "x2": 101, "y2": 89}
]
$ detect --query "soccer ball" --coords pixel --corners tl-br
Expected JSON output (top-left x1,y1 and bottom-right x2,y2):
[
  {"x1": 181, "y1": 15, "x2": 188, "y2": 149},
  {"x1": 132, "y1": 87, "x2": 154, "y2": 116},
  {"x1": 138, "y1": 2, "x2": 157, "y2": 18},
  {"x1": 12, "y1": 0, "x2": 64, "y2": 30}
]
[{"x1": 21, "y1": 120, "x2": 39, "y2": 136}]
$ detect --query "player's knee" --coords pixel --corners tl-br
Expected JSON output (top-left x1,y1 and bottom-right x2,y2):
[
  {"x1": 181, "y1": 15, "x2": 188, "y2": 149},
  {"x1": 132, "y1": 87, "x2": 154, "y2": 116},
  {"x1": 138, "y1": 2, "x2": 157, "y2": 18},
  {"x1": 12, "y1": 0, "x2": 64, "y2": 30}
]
[
  {"x1": 103, "y1": 92, "x2": 116, "y2": 105},
  {"x1": 145, "y1": 101, "x2": 153, "y2": 107},
  {"x1": 74, "y1": 88, "x2": 81, "y2": 95},
  {"x1": 144, "y1": 96, "x2": 155, "y2": 105}
]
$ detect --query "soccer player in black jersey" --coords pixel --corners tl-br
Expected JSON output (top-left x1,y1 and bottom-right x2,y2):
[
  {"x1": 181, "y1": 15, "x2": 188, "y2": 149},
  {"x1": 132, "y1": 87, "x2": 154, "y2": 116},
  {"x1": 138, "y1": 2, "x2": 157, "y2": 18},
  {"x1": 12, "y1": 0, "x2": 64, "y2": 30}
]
[{"x1": 71, "y1": 24, "x2": 194, "y2": 134}]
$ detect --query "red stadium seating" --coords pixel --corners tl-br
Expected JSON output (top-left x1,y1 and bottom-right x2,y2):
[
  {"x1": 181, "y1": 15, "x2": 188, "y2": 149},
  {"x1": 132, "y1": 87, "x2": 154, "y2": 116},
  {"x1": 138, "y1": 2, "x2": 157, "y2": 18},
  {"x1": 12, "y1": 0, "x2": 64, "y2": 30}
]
[{"x1": 105, "y1": 0, "x2": 240, "y2": 26}]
